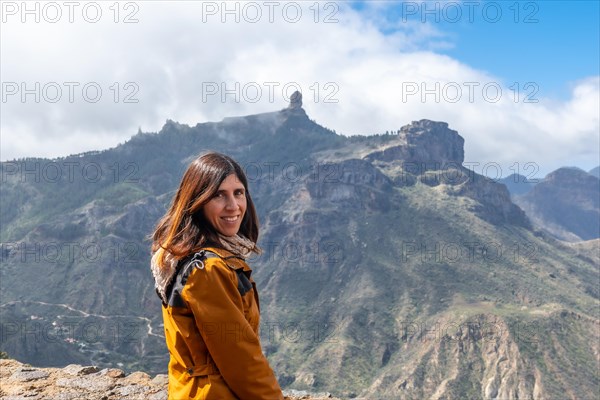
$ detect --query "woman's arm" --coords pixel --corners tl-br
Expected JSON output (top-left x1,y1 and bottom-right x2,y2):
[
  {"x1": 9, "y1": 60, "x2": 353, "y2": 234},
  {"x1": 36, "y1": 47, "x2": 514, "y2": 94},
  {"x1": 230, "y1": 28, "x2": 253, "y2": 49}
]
[{"x1": 182, "y1": 258, "x2": 284, "y2": 400}]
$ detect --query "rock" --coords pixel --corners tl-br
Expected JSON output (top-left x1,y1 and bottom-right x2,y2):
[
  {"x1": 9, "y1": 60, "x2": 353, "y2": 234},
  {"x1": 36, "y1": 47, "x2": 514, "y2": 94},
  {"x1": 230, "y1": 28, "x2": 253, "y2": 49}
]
[
  {"x1": 116, "y1": 384, "x2": 151, "y2": 396},
  {"x1": 148, "y1": 390, "x2": 168, "y2": 400},
  {"x1": 99, "y1": 368, "x2": 126, "y2": 378},
  {"x1": 305, "y1": 159, "x2": 393, "y2": 211},
  {"x1": 151, "y1": 374, "x2": 169, "y2": 386},
  {"x1": 288, "y1": 91, "x2": 303, "y2": 110},
  {"x1": 281, "y1": 90, "x2": 308, "y2": 117},
  {"x1": 56, "y1": 376, "x2": 115, "y2": 392},
  {"x1": 448, "y1": 171, "x2": 531, "y2": 227},
  {"x1": 51, "y1": 393, "x2": 85, "y2": 400},
  {"x1": 284, "y1": 389, "x2": 333, "y2": 398},
  {"x1": 0, "y1": 358, "x2": 339, "y2": 400},
  {"x1": 365, "y1": 120, "x2": 464, "y2": 168},
  {"x1": 3, "y1": 360, "x2": 128, "y2": 399},
  {"x1": 62, "y1": 364, "x2": 99, "y2": 376},
  {"x1": 359, "y1": 120, "x2": 531, "y2": 225},
  {"x1": 122, "y1": 371, "x2": 151, "y2": 383},
  {"x1": 9, "y1": 369, "x2": 49, "y2": 382}
]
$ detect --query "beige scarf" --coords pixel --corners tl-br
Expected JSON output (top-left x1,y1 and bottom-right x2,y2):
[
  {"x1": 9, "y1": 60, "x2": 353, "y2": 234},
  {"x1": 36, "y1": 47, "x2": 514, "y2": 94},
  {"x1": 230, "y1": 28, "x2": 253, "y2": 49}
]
[
  {"x1": 217, "y1": 233, "x2": 259, "y2": 259},
  {"x1": 151, "y1": 234, "x2": 258, "y2": 303}
]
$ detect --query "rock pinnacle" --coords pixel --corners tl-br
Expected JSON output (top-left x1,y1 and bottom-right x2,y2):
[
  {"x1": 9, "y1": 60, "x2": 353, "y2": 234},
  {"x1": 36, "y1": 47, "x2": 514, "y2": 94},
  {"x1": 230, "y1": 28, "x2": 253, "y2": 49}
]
[{"x1": 288, "y1": 91, "x2": 302, "y2": 110}]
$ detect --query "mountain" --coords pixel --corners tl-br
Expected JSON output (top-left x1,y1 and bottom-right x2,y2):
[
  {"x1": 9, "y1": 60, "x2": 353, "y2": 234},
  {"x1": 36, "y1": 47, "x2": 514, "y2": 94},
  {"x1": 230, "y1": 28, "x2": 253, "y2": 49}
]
[
  {"x1": 513, "y1": 167, "x2": 600, "y2": 242},
  {"x1": 499, "y1": 173, "x2": 537, "y2": 196},
  {"x1": 589, "y1": 166, "x2": 600, "y2": 179},
  {"x1": 1, "y1": 95, "x2": 599, "y2": 399}
]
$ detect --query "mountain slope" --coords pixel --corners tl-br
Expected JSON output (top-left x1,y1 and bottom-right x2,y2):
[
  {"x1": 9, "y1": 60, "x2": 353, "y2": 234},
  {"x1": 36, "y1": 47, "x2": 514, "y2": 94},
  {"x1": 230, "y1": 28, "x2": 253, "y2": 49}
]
[
  {"x1": 513, "y1": 167, "x2": 600, "y2": 242},
  {"x1": 499, "y1": 173, "x2": 537, "y2": 196},
  {"x1": 1, "y1": 102, "x2": 598, "y2": 399}
]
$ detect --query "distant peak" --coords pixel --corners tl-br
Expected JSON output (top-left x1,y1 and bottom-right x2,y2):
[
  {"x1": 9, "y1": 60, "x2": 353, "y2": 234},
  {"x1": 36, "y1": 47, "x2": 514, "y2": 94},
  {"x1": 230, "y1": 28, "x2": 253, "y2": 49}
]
[
  {"x1": 546, "y1": 166, "x2": 595, "y2": 180},
  {"x1": 287, "y1": 91, "x2": 303, "y2": 110}
]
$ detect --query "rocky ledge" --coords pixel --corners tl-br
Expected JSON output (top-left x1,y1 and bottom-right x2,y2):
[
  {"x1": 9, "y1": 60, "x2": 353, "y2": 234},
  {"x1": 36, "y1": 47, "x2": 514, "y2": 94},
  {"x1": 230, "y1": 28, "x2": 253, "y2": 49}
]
[{"x1": 0, "y1": 359, "x2": 338, "y2": 400}]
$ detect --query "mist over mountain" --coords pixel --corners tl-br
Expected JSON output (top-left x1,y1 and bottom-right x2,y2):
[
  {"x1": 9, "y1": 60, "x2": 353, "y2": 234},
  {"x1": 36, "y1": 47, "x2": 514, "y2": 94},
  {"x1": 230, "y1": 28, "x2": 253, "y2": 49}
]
[{"x1": 1, "y1": 95, "x2": 598, "y2": 399}]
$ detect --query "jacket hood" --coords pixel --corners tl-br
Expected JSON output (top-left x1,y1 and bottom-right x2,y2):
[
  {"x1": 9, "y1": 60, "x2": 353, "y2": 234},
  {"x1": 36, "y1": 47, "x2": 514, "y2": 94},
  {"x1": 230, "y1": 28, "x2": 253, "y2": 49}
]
[{"x1": 151, "y1": 250, "x2": 179, "y2": 304}]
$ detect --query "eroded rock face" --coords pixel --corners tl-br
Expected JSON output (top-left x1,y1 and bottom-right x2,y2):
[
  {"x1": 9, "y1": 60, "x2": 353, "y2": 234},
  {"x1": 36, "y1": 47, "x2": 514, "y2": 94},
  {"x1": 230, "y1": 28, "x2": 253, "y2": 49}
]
[
  {"x1": 288, "y1": 91, "x2": 303, "y2": 110},
  {"x1": 361, "y1": 120, "x2": 530, "y2": 226},
  {"x1": 364, "y1": 314, "x2": 547, "y2": 400},
  {"x1": 365, "y1": 120, "x2": 464, "y2": 169},
  {"x1": 0, "y1": 359, "x2": 338, "y2": 400},
  {"x1": 305, "y1": 159, "x2": 393, "y2": 211},
  {"x1": 448, "y1": 172, "x2": 531, "y2": 227}
]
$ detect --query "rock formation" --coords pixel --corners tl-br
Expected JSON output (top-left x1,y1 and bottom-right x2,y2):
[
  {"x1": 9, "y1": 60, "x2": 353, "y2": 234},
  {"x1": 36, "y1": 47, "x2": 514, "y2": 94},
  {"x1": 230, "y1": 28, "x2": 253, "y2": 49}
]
[
  {"x1": 365, "y1": 120, "x2": 464, "y2": 169},
  {"x1": 0, "y1": 359, "x2": 338, "y2": 400},
  {"x1": 287, "y1": 90, "x2": 303, "y2": 110}
]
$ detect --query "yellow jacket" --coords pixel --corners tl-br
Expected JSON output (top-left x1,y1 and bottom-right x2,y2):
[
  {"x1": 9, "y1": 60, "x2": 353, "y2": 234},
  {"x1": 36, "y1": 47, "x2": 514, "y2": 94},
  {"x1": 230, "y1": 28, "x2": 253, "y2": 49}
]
[{"x1": 156, "y1": 247, "x2": 283, "y2": 400}]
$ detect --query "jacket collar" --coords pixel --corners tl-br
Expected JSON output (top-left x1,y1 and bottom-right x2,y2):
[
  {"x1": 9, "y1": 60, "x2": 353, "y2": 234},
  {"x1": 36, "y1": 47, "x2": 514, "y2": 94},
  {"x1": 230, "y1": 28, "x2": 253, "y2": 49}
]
[
  {"x1": 151, "y1": 247, "x2": 251, "y2": 304},
  {"x1": 203, "y1": 247, "x2": 252, "y2": 272}
]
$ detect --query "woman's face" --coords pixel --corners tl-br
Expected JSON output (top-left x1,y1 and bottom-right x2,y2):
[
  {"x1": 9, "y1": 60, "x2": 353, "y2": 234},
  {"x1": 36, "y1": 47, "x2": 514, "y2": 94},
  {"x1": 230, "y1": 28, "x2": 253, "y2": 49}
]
[{"x1": 203, "y1": 173, "x2": 247, "y2": 237}]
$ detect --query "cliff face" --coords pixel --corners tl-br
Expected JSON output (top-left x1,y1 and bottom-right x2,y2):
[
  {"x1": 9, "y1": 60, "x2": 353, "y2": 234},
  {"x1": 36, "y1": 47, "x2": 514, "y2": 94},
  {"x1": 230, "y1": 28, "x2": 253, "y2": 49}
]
[
  {"x1": 1, "y1": 103, "x2": 598, "y2": 399},
  {"x1": 361, "y1": 120, "x2": 530, "y2": 227},
  {"x1": 365, "y1": 120, "x2": 464, "y2": 168},
  {"x1": 363, "y1": 311, "x2": 600, "y2": 399}
]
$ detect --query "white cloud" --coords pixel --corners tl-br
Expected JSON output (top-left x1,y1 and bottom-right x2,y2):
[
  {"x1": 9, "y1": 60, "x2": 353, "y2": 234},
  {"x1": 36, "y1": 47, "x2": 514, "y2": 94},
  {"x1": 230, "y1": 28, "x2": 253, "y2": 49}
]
[{"x1": 1, "y1": 1, "x2": 598, "y2": 178}]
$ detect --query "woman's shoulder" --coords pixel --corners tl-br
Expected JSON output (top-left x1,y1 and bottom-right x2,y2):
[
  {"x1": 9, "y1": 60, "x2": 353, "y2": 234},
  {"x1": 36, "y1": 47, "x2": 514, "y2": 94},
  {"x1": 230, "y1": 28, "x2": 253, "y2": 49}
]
[
  {"x1": 180, "y1": 247, "x2": 251, "y2": 277},
  {"x1": 199, "y1": 247, "x2": 251, "y2": 271}
]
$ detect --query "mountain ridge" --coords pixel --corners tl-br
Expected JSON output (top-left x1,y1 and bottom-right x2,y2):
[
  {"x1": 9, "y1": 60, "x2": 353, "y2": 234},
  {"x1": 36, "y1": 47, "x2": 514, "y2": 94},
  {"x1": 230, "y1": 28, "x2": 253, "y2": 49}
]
[
  {"x1": 1, "y1": 99, "x2": 598, "y2": 398},
  {"x1": 513, "y1": 166, "x2": 600, "y2": 242}
]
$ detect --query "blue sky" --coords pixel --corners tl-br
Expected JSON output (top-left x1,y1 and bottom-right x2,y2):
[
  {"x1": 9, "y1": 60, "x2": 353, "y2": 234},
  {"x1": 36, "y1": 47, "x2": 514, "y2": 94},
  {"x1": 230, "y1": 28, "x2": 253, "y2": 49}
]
[
  {"x1": 444, "y1": 1, "x2": 600, "y2": 99},
  {"x1": 354, "y1": 0, "x2": 600, "y2": 99}
]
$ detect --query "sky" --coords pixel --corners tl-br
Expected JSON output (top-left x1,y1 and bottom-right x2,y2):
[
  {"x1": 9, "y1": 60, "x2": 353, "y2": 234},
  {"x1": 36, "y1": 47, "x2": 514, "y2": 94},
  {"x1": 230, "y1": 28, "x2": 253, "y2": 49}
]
[{"x1": 1, "y1": 0, "x2": 599, "y2": 179}]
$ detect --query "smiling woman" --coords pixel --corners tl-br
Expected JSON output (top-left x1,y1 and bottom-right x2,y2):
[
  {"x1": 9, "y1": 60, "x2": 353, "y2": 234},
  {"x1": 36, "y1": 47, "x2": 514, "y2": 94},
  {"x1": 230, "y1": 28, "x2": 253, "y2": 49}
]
[
  {"x1": 150, "y1": 151, "x2": 283, "y2": 400},
  {"x1": 202, "y1": 174, "x2": 248, "y2": 237}
]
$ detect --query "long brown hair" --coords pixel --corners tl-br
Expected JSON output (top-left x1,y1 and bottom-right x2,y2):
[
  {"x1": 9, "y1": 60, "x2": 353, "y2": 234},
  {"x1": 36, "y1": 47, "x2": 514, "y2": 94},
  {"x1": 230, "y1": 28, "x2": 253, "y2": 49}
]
[{"x1": 151, "y1": 152, "x2": 260, "y2": 268}]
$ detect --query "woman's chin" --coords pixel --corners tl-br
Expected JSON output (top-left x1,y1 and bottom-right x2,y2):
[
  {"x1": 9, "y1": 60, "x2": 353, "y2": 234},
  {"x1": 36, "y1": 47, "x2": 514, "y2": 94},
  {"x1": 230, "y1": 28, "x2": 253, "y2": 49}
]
[{"x1": 218, "y1": 228, "x2": 239, "y2": 237}]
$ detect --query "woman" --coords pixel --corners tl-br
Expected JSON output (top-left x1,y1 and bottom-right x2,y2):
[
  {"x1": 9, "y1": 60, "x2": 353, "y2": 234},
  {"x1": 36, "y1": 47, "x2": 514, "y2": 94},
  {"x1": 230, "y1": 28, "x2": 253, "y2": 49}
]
[{"x1": 151, "y1": 152, "x2": 283, "y2": 399}]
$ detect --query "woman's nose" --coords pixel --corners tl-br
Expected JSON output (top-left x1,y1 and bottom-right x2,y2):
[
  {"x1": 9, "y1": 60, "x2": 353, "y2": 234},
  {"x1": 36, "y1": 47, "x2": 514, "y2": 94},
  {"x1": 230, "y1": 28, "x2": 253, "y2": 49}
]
[{"x1": 224, "y1": 195, "x2": 238, "y2": 210}]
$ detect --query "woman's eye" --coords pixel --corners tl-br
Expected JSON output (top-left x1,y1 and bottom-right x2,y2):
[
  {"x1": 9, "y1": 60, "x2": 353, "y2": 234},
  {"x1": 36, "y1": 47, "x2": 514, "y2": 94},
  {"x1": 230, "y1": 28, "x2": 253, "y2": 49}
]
[{"x1": 235, "y1": 190, "x2": 245, "y2": 196}]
